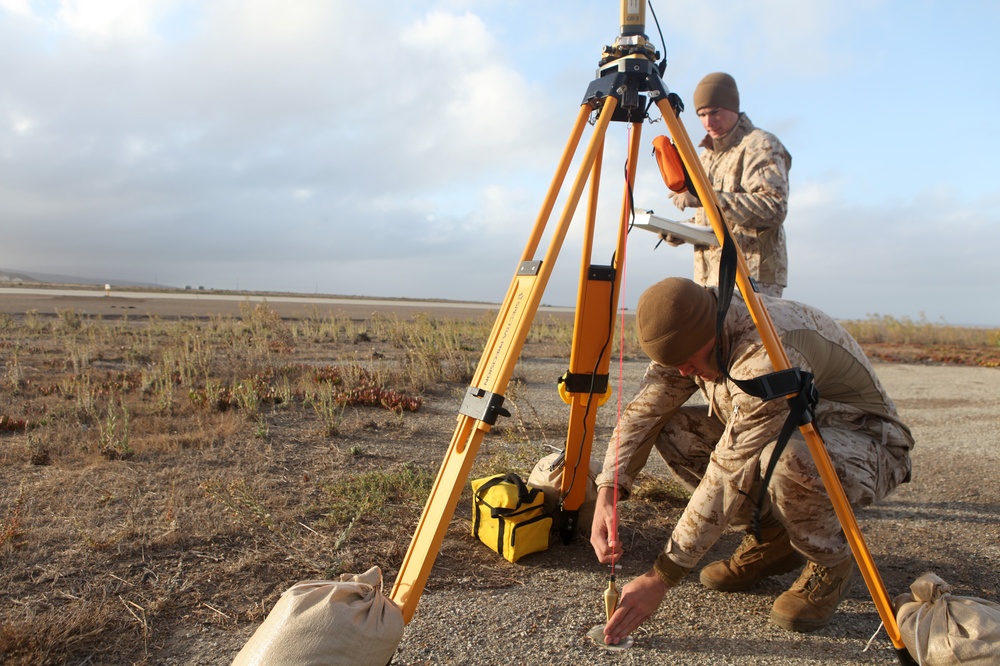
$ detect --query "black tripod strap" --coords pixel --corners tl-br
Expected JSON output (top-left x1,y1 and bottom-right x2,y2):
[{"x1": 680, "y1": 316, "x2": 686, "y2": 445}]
[
  {"x1": 711, "y1": 209, "x2": 820, "y2": 538},
  {"x1": 713, "y1": 208, "x2": 778, "y2": 398},
  {"x1": 749, "y1": 373, "x2": 820, "y2": 537},
  {"x1": 713, "y1": 214, "x2": 740, "y2": 379}
]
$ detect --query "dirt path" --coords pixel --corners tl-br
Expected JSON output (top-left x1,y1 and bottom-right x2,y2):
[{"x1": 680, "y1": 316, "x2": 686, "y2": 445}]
[{"x1": 0, "y1": 288, "x2": 551, "y2": 321}]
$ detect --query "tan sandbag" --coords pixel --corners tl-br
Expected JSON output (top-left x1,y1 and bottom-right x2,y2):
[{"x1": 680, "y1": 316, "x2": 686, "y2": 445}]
[
  {"x1": 894, "y1": 572, "x2": 1000, "y2": 665},
  {"x1": 232, "y1": 566, "x2": 404, "y2": 666},
  {"x1": 527, "y1": 451, "x2": 600, "y2": 535}
]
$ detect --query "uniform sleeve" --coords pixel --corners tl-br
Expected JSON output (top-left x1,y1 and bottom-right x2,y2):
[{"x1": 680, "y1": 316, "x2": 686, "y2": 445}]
[
  {"x1": 596, "y1": 361, "x2": 699, "y2": 498},
  {"x1": 716, "y1": 134, "x2": 790, "y2": 230},
  {"x1": 661, "y1": 348, "x2": 793, "y2": 569}
]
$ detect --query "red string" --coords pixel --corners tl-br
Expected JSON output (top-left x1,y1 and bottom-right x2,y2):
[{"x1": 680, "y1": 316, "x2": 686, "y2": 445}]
[
  {"x1": 611, "y1": 270, "x2": 626, "y2": 573},
  {"x1": 611, "y1": 136, "x2": 632, "y2": 574}
]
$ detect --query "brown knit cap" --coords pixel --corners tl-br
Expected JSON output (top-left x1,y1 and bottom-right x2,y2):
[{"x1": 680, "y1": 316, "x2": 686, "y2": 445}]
[
  {"x1": 636, "y1": 278, "x2": 717, "y2": 366},
  {"x1": 693, "y1": 72, "x2": 739, "y2": 113}
]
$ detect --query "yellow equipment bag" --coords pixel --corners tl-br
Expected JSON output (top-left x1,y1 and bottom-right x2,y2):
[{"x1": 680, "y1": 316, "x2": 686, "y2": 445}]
[{"x1": 471, "y1": 473, "x2": 552, "y2": 563}]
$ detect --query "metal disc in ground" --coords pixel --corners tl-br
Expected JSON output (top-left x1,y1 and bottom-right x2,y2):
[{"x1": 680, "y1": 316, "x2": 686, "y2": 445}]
[{"x1": 587, "y1": 624, "x2": 634, "y2": 651}]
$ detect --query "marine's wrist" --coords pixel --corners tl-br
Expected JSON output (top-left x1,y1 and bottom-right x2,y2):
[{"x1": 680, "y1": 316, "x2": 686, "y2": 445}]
[{"x1": 653, "y1": 552, "x2": 692, "y2": 588}]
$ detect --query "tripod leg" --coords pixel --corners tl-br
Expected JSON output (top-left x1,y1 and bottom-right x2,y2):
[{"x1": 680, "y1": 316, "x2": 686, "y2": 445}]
[
  {"x1": 390, "y1": 97, "x2": 620, "y2": 623},
  {"x1": 654, "y1": 97, "x2": 909, "y2": 654},
  {"x1": 557, "y1": 121, "x2": 642, "y2": 542}
]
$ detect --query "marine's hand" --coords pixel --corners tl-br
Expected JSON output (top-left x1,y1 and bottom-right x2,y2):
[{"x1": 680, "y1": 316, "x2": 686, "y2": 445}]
[
  {"x1": 670, "y1": 190, "x2": 701, "y2": 211},
  {"x1": 590, "y1": 487, "x2": 624, "y2": 564},
  {"x1": 602, "y1": 569, "x2": 670, "y2": 645},
  {"x1": 658, "y1": 232, "x2": 685, "y2": 247}
]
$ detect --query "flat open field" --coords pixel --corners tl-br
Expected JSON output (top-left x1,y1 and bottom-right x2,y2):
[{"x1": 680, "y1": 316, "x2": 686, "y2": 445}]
[{"x1": 0, "y1": 289, "x2": 997, "y2": 665}]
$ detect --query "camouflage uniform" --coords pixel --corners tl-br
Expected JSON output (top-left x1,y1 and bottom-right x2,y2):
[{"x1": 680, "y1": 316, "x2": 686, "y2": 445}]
[
  {"x1": 688, "y1": 114, "x2": 791, "y2": 295},
  {"x1": 596, "y1": 293, "x2": 914, "y2": 570}
]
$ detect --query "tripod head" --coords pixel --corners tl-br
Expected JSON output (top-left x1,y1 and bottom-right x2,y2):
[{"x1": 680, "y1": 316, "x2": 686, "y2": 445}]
[
  {"x1": 600, "y1": 0, "x2": 660, "y2": 66},
  {"x1": 587, "y1": 0, "x2": 678, "y2": 123}
]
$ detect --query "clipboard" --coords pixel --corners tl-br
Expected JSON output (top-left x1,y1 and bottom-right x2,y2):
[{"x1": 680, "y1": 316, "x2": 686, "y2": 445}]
[{"x1": 632, "y1": 209, "x2": 719, "y2": 247}]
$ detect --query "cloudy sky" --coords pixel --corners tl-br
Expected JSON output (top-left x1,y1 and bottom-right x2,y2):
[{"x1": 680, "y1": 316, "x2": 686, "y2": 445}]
[{"x1": 2, "y1": 0, "x2": 998, "y2": 326}]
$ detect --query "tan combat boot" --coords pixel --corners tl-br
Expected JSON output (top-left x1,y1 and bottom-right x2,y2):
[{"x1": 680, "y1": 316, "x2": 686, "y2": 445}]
[
  {"x1": 770, "y1": 558, "x2": 855, "y2": 632},
  {"x1": 699, "y1": 521, "x2": 806, "y2": 592}
]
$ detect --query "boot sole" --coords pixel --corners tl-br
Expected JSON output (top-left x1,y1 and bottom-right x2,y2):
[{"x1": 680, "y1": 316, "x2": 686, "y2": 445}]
[
  {"x1": 700, "y1": 554, "x2": 806, "y2": 592},
  {"x1": 769, "y1": 611, "x2": 831, "y2": 633}
]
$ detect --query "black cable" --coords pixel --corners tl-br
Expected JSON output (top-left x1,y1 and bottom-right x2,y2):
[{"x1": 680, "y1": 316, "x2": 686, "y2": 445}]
[
  {"x1": 648, "y1": 1, "x2": 668, "y2": 75},
  {"x1": 643, "y1": 4, "x2": 669, "y2": 119}
]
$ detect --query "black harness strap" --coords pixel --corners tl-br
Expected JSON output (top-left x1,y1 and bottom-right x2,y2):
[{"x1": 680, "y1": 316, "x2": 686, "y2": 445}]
[{"x1": 713, "y1": 210, "x2": 821, "y2": 539}]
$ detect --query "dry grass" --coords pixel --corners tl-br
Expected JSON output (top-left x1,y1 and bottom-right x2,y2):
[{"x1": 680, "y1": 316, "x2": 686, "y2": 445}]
[
  {"x1": 0, "y1": 303, "x2": 996, "y2": 664},
  {"x1": 0, "y1": 304, "x2": 589, "y2": 664},
  {"x1": 841, "y1": 314, "x2": 1000, "y2": 367}
]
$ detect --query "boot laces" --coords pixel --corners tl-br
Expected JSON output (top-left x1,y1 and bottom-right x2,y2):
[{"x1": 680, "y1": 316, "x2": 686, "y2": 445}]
[
  {"x1": 804, "y1": 564, "x2": 829, "y2": 592},
  {"x1": 737, "y1": 533, "x2": 758, "y2": 551},
  {"x1": 733, "y1": 532, "x2": 765, "y2": 561}
]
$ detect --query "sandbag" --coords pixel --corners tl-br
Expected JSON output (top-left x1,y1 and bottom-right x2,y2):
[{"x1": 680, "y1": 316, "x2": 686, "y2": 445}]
[
  {"x1": 894, "y1": 572, "x2": 1000, "y2": 665},
  {"x1": 232, "y1": 566, "x2": 403, "y2": 666},
  {"x1": 527, "y1": 450, "x2": 600, "y2": 536}
]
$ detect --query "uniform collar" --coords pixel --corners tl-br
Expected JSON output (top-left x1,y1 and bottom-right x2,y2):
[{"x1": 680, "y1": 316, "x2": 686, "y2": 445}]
[{"x1": 699, "y1": 113, "x2": 754, "y2": 153}]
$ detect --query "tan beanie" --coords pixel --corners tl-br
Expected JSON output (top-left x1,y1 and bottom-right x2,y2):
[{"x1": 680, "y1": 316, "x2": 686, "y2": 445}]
[
  {"x1": 693, "y1": 72, "x2": 739, "y2": 113},
  {"x1": 636, "y1": 278, "x2": 717, "y2": 366}
]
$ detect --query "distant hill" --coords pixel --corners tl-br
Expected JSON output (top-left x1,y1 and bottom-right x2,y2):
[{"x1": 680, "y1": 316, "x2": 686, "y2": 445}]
[{"x1": 0, "y1": 268, "x2": 161, "y2": 288}]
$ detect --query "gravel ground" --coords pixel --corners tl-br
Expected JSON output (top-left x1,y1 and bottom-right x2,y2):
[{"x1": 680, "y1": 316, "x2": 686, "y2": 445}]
[{"x1": 388, "y1": 361, "x2": 1000, "y2": 666}]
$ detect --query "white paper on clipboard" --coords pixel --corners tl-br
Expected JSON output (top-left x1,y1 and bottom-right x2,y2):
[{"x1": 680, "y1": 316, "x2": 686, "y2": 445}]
[{"x1": 632, "y1": 209, "x2": 719, "y2": 247}]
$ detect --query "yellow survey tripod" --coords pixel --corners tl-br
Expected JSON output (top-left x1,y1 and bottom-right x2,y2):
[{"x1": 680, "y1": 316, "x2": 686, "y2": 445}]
[{"x1": 390, "y1": 2, "x2": 915, "y2": 663}]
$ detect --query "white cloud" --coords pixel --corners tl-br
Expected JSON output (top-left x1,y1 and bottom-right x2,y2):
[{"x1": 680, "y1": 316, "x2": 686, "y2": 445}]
[
  {"x1": 790, "y1": 180, "x2": 843, "y2": 210},
  {"x1": 400, "y1": 10, "x2": 495, "y2": 57},
  {"x1": 8, "y1": 111, "x2": 34, "y2": 134},
  {"x1": 122, "y1": 135, "x2": 159, "y2": 163},
  {"x1": 54, "y1": 0, "x2": 175, "y2": 41},
  {"x1": 784, "y1": 190, "x2": 1000, "y2": 325},
  {"x1": 0, "y1": 0, "x2": 31, "y2": 16}
]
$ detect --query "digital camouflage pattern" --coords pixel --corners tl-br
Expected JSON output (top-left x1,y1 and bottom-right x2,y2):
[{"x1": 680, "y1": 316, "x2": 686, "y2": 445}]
[
  {"x1": 596, "y1": 292, "x2": 914, "y2": 571},
  {"x1": 689, "y1": 114, "x2": 792, "y2": 291}
]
